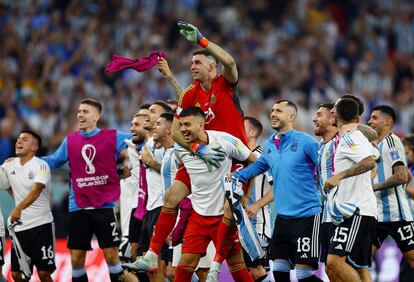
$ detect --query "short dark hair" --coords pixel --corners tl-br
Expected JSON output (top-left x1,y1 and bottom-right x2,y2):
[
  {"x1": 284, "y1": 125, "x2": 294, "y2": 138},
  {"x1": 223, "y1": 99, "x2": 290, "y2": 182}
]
[
  {"x1": 336, "y1": 98, "x2": 359, "y2": 122},
  {"x1": 166, "y1": 99, "x2": 178, "y2": 106},
  {"x1": 371, "y1": 105, "x2": 396, "y2": 124},
  {"x1": 140, "y1": 103, "x2": 151, "y2": 110},
  {"x1": 318, "y1": 103, "x2": 335, "y2": 111},
  {"x1": 20, "y1": 128, "x2": 42, "y2": 148},
  {"x1": 276, "y1": 99, "x2": 298, "y2": 114},
  {"x1": 179, "y1": 106, "x2": 205, "y2": 119},
  {"x1": 341, "y1": 94, "x2": 364, "y2": 115},
  {"x1": 152, "y1": 101, "x2": 172, "y2": 113},
  {"x1": 244, "y1": 116, "x2": 263, "y2": 138},
  {"x1": 80, "y1": 98, "x2": 102, "y2": 114},
  {"x1": 192, "y1": 49, "x2": 218, "y2": 65},
  {"x1": 403, "y1": 135, "x2": 414, "y2": 152},
  {"x1": 160, "y1": 112, "x2": 174, "y2": 123}
]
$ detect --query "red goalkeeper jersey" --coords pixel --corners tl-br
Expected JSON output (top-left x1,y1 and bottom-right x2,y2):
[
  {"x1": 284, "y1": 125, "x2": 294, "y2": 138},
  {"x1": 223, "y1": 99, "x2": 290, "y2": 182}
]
[{"x1": 176, "y1": 74, "x2": 248, "y2": 145}]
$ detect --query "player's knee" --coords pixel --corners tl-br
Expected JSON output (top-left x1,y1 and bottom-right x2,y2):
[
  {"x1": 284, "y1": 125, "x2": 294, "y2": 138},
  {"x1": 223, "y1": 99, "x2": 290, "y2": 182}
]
[
  {"x1": 104, "y1": 248, "x2": 121, "y2": 265},
  {"x1": 38, "y1": 270, "x2": 52, "y2": 282},
  {"x1": 223, "y1": 200, "x2": 232, "y2": 214},
  {"x1": 326, "y1": 255, "x2": 342, "y2": 274},
  {"x1": 249, "y1": 266, "x2": 266, "y2": 279},
  {"x1": 405, "y1": 255, "x2": 414, "y2": 269},
  {"x1": 178, "y1": 253, "x2": 199, "y2": 267},
  {"x1": 166, "y1": 266, "x2": 176, "y2": 281},
  {"x1": 71, "y1": 256, "x2": 86, "y2": 269},
  {"x1": 11, "y1": 271, "x2": 22, "y2": 282},
  {"x1": 163, "y1": 187, "x2": 180, "y2": 207}
]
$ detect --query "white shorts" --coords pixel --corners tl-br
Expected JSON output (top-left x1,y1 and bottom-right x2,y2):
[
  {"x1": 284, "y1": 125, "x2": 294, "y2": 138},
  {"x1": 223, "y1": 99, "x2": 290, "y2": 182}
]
[
  {"x1": 172, "y1": 241, "x2": 216, "y2": 268},
  {"x1": 120, "y1": 177, "x2": 138, "y2": 235}
]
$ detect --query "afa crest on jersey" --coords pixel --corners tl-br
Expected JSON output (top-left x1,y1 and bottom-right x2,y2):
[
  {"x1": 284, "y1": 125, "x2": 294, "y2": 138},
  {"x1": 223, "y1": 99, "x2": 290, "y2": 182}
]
[{"x1": 390, "y1": 150, "x2": 400, "y2": 161}]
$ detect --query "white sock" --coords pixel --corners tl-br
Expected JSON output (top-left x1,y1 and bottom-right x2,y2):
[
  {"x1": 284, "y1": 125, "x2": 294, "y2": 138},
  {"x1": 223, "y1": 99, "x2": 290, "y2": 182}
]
[
  {"x1": 210, "y1": 261, "x2": 221, "y2": 271},
  {"x1": 145, "y1": 250, "x2": 158, "y2": 261}
]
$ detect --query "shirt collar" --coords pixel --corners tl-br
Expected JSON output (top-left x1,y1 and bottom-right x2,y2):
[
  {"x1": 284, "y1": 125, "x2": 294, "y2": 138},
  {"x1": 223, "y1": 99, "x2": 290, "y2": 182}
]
[{"x1": 80, "y1": 128, "x2": 101, "y2": 137}]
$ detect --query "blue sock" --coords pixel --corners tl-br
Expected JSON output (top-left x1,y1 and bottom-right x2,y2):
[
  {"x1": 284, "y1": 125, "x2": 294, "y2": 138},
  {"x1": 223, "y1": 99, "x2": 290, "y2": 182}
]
[
  {"x1": 191, "y1": 272, "x2": 199, "y2": 282},
  {"x1": 108, "y1": 263, "x2": 123, "y2": 274},
  {"x1": 273, "y1": 260, "x2": 291, "y2": 272},
  {"x1": 72, "y1": 267, "x2": 87, "y2": 278},
  {"x1": 296, "y1": 267, "x2": 314, "y2": 280}
]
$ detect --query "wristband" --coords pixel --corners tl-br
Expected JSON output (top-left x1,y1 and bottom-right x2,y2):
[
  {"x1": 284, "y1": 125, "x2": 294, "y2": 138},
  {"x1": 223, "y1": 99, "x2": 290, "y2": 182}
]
[
  {"x1": 199, "y1": 37, "x2": 209, "y2": 48},
  {"x1": 190, "y1": 142, "x2": 200, "y2": 153}
]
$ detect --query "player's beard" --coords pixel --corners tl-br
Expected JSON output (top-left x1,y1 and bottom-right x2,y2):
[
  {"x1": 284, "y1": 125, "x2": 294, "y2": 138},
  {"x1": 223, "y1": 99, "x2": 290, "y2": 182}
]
[
  {"x1": 132, "y1": 132, "x2": 147, "y2": 145},
  {"x1": 272, "y1": 120, "x2": 285, "y2": 131}
]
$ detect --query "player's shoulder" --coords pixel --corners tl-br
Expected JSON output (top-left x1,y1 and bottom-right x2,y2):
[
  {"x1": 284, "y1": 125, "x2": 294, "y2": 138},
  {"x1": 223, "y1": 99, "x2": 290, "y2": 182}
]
[
  {"x1": 216, "y1": 74, "x2": 236, "y2": 87},
  {"x1": 209, "y1": 130, "x2": 245, "y2": 149},
  {"x1": 209, "y1": 130, "x2": 236, "y2": 142},
  {"x1": 178, "y1": 83, "x2": 197, "y2": 105},
  {"x1": 1, "y1": 158, "x2": 15, "y2": 170},
  {"x1": 340, "y1": 130, "x2": 367, "y2": 149},
  {"x1": 384, "y1": 133, "x2": 402, "y2": 149},
  {"x1": 292, "y1": 130, "x2": 317, "y2": 144},
  {"x1": 252, "y1": 145, "x2": 263, "y2": 155},
  {"x1": 173, "y1": 143, "x2": 186, "y2": 153},
  {"x1": 32, "y1": 157, "x2": 50, "y2": 169}
]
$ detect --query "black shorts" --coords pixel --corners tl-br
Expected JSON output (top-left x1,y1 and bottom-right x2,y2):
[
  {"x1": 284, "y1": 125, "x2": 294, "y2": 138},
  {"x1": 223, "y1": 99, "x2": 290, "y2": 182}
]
[
  {"x1": 320, "y1": 222, "x2": 334, "y2": 263},
  {"x1": 68, "y1": 209, "x2": 120, "y2": 250},
  {"x1": 374, "y1": 221, "x2": 414, "y2": 253},
  {"x1": 243, "y1": 247, "x2": 269, "y2": 269},
  {"x1": 269, "y1": 214, "x2": 321, "y2": 269},
  {"x1": 0, "y1": 237, "x2": 5, "y2": 266},
  {"x1": 119, "y1": 236, "x2": 132, "y2": 261},
  {"x1": 328, "y1": 215, "x2": 376, "y2": 268},
  {"x1": 139, "y1": 207, "x2": 162, "y2": 253},
  {"x1": 11, "y1": 223, "x2": 56, "y2": 273},
  {"x1": 129, "y1": 208, "x2": 143, "y2": 244},
  {"x1": 161, "y1": 246, "x2": 173, "y2": 263}
]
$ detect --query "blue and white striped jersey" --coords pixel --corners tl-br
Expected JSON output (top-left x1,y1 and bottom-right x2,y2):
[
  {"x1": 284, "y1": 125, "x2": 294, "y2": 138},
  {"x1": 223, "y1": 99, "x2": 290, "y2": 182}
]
[
  {"x1": 161, "y1": 147, "x2": 179, "y2": 193},
  {"x1": 248, "y1": 146, "x2": 272, "y2": 240},
  {"x1": 374, "y1": 133, "x2": 414, "y2": 222},
  {"x1": 329, "y1": 130, "x2": 378, "y2": 224},
  {"x1": 318, "y1": 134, "x2": 339, "y2": 223}
]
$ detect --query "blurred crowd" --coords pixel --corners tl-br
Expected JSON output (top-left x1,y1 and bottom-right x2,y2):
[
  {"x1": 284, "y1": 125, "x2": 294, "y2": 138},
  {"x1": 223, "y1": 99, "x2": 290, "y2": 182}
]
[{"x1": 1, "y1": 0, "x2": 414, "y2": 165}]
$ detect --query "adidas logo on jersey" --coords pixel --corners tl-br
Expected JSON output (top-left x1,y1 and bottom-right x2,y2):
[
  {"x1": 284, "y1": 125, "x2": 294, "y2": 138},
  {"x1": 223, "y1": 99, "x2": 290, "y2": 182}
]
[
  {"x1": 301, "y1": 253, "x2": 308, "y2": 258},
  {"x1": 335, "y1": 244, "x2": 343, "y2": 250},
  {"x1": 408, "y1": 240, "x2": 414, "y2": 246},
  {"x1": 48, "y1": 260, "x2": 54, "y2": 265},
  {"x1": 113, "y1": 236, "x2": 120, "y2": 242}
]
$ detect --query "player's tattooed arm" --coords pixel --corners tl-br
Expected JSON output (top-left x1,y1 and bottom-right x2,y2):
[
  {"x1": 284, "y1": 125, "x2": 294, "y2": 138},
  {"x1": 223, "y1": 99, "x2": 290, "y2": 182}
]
[
  {"x1": 357, "y1": 124, "x2": 378, "y2": 142},
  {"x1": 157, "y1": 57, "x2": 184, "y2": 99},
  {"x1": 372, "y1": 164, "x2": 408, "y2": 191},
  {"x1": 166, "y1": 75, "x2": 184, "y2": 99},
  {"x1": 324, "y1": 156, "x2": 376, "y2": 190}
]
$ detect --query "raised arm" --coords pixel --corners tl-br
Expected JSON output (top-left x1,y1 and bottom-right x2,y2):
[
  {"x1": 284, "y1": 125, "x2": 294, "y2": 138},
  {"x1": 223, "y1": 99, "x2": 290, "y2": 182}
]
[
  {"x1": 157, "y1": 57, "x2": 184, "y2": 99},
  {"x1": 41, "y1": 138, "x2": 68, "y2": 168},
  {"x1": 177, "y1": 21, "x2": 238, "y2": 83}
]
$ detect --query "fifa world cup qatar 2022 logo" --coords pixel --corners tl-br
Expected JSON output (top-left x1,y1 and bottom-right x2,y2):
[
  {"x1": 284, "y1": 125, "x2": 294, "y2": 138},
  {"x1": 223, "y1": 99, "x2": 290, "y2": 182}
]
[{"x1": 81, "y1": 144, "x2": 96, "y2": 174}]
